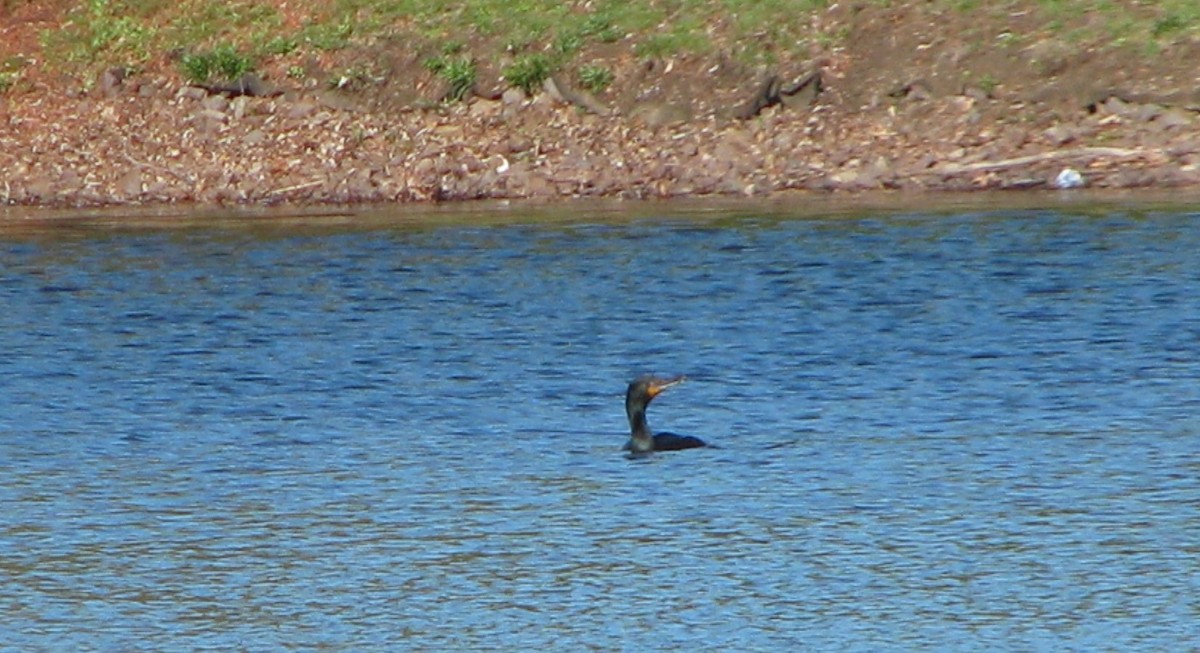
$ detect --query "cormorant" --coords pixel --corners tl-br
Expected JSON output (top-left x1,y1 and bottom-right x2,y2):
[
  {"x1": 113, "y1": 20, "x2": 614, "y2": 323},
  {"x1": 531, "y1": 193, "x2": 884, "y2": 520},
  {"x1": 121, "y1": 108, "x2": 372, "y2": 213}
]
[{"x1": 624, "y1": 375, "x2": 707, "y2": 454}]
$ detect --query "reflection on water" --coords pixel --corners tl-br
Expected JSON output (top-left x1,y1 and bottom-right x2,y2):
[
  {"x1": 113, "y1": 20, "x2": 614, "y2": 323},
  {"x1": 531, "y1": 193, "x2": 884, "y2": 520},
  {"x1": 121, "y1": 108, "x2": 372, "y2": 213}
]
[{"x1": 2, "y1": 204, "x2": 1199, "y2": 650}]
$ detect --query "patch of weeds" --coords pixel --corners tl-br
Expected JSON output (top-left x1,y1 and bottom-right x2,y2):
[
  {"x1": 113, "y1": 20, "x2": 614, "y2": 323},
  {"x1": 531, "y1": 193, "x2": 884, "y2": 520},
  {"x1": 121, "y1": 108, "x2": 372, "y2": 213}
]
[
  {"x1": 303, "y1": 17, "x2": 354, "y2": 51},
  {"x1": 634, "y1": 22, "x2": 711, "y2": 59},
  {"x1": 465, "y1": 4, "x2": 499, "y2": 35},
  {"x1": 554, "y1": 31, "x2": 585, "y2": 56},
  {"x1": 503, "y1": 53, "x2": 552, "y2": 95},
  {"x1": 579, "y1": 14, "x2": 622, "y2": 43},
  {"x1": 42, "y1": 0, "x2": 155, "y2": 64},
  {"x1": 425, "y1": 55, "x2": 476, "y2": 102},
  {"x1": 976, "y1": 73, "x2": 999, "y2": 95},
  {"x1": 554, "y1": 12, "x2": 620, "y2": 57},
  {"x1": 263, "y1": 35, "x2": 298, "y2": 56},
  {"x1": 1, "y1": 54, "x2": 28, "y2": 87},
  {"x1": 169, "y1": 0, "x2": 281, "y2": 46},
  {"x1": 577, "y1": 63, "x2": 613, "y2": 94},
  {"x1": 421, "y1": 56, "x2": 444, "y2": 74},
  {"x1": 504, "y1": 33, "x2": 538, "y2": 54},
  {"x1": 179, "y1": 44, "x2": 254, "y2": 84},
  {"x1": 1152, "y1": 13, "x2": 1189, "y2": 38},
  {"x1": 815, "y1": 25, "x2": 851, "y2": 50},
  {"x1": 286, "y1": 65, "x2": 305, "y2": 80},
  {"x1": 0, "y1": 70, "x2": 20, "y2": 93}
]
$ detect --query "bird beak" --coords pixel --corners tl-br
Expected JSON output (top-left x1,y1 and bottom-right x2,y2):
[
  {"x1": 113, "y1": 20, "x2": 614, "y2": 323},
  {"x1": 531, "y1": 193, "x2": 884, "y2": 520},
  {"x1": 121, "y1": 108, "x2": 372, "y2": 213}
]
[{"x1": 647, "y1": 375, "x2": 686, "y2": 398}]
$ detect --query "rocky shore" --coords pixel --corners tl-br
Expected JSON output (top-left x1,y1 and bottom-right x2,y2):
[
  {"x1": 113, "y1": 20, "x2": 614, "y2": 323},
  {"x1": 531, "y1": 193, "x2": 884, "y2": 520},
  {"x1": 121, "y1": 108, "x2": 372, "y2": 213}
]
[{"x1": 4, "y1": 3, "x2": 1200, "y2": 208}]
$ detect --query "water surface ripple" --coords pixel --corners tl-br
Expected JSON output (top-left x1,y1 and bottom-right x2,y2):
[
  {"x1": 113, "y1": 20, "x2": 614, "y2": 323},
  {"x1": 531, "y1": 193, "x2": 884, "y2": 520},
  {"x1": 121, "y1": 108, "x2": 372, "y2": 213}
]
[{"x1": 2, "y1": 207, "x2": 1198, "y2": 650}]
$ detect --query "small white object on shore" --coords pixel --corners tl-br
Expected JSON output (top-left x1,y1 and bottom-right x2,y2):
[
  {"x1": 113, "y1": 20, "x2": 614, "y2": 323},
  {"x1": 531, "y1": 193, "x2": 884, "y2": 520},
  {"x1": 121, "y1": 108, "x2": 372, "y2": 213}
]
[{"x1": 1054, "y1": 167, "x2": 1085, "y2": 189}]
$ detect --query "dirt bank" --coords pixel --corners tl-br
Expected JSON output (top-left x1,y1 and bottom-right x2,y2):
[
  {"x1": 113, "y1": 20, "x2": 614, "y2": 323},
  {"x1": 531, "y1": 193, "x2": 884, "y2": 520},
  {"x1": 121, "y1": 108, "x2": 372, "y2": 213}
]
[{"x1": 3, "y1": 2, "x2": 1200, "y2": 207}]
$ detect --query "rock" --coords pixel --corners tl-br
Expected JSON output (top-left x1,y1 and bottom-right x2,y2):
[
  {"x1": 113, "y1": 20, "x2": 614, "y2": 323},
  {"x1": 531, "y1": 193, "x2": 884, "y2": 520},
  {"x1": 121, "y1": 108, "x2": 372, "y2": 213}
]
[
  {"x1": 1101, "y1": 95, "x2": 1133, "y2": 118},
  {"x1": 196, "y1": 108, "x2": 227, "y2": 123},
  {"x1": 316, "y1": 91, "x2": 359, "y2": 112},
  {"x1": 1023, "y1": 38, "x2": 1073, "y2": 78},
  {"x1": 963, "y1": 86, "x2": 991, "y2": 102},
  {"x1": 890, "y1": 80, "x2": 932, "y2": 101},
  {"x1": 501, "y1": 88, "x2": 525, "y2": 105},
  {"x1": 506, "y1": 137, "x2": 533, "y2": 154},
  {"x1": 629, "y1": 101, "x2": 692, "y2": 127},
  {"x1": 780, "y1": 71, "x2": 822, "y2": 109},
  {"x1": 472, "y1": 64, "x2": 505, "y2": 101},
  {"x1": 501, "y1": 88, "x2": 525, "y2": 118},
  {"x1": 230, "y1": 95, "x2": 250, "y2": 120},
  {"x1": 1133, "y1": 103, "x2": 1164, "y2": 122},
  {"x1": 951, "y1": 95, "x2": 976, "y2": 112},
  {"x1": 286, "y1": 100, "x2": 318, "y2": 119},
  {"x1": 178, "y1": 86, "x2": 207, "y2": 101},
  {"x1": 543, "y1": 75, "x2": 609, "y2": 116},
  {"x1": 201, "y1": 94, "x2": 229, "y2": 112},
  {"x1": 1002, "y1": 177, "x2": 1046, "y2": 190},
  {"x1": 1042, "y1": 125, "x2": 1076, "y2": 145},
  {"x1": 198, "y1": 73, "x2": 280, "y2": 98},
  {"x1": 98, "y1": 67, "x2": 126, "y2": 97},
  {"x1": 734, "y1": 73, "x2": 780, "y2": 120},
  {"x1": 1156, "y1": 108, "x2": 1194, "y2": 130}
]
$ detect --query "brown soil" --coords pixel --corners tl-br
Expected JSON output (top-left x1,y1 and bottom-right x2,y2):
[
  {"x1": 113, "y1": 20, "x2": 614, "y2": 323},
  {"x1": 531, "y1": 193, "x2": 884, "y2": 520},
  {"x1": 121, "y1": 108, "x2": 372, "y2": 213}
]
[{"x1": 3, "y1": 2, "x2": 1200, "y2": 207}]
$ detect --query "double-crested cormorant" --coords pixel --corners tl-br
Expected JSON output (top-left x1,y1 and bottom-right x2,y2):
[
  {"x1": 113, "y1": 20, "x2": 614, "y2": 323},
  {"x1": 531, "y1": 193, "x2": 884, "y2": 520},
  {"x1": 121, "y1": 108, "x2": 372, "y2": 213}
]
[{"x1": 624, "y1": 375, "x2": 707, "y2": 454}]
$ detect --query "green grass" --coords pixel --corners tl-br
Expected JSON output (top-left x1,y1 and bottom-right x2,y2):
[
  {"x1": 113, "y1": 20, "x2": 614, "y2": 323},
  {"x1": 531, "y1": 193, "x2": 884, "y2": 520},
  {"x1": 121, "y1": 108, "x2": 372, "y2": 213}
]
[
  {"x1": 0, "y1": 70, "x2": 20, "y2": 93},
  {"x1": 33, "y1": 0, "x2": 1200, "y2": 84},
  {"x1": 301, "y1": 17, "x2": 354, "y2": 51},
  {"x1": 40, "y1": 0, "x2": 283, "y2": 66},
  {"x1": 1031, "y1": 0, "x2": 1200, "y2": 46},
  {"x1": 179, "y1": 44, "x2": 254, "y2": 83},
  {"x1": 578, "y1": 63, "x2": 614, "y2": 93},
  {"x1": 40, "y1": 0, "x2": 829, "y2": 71},
  {"x1": 41, "y1": 0, "x2": 155, "y2": 63},
  {"x1": 503, "y1": 53, "x2": 552, "y2": 96},
  {"x1": 0, "y1": 48, "x2": 31, "y2": 93},
  {"x1": 424, "y1": 55, "x2": 477, "y2": 101}
]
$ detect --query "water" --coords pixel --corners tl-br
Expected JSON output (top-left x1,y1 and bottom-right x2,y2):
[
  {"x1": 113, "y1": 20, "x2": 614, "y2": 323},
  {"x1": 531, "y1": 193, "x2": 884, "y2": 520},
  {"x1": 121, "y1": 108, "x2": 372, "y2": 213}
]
[{"x1": 2, "y1": 202, "x2": 1199, "y2": 650}]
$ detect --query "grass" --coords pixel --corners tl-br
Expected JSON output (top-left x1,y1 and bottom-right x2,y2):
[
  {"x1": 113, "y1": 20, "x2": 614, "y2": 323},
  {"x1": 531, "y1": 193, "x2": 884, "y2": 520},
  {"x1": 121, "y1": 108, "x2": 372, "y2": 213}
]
[
  {"x1": 179, "y1": 44, "x2": 254, "y2": 84},
  {"x1": 39, "y1": 0, "x2": 829, "y2": 71},
  {"x1": 503, "y1": 53, "x2": 552, "y2": 96},
  {"x1": 30, "y1": 0, "x2": 1200, "y2": 85},
  {"x1": 0, "y1": 70, "x2": 20, "y2": 93},
  {"x1": 302, "y1": 17, "x2": 354, "y2": 51},
  {"x1": 578, "y1": 63, "x2": 614, "y2": 93},
  {"x1": 424, "y1": 55, "x2": 477, "y2": 101},
  {"x1": 0, "y1": 54, "x2": 27, "y2": 93},
  {"x1": 40, "y1": 0, "x2": 282, "y2": 66}
]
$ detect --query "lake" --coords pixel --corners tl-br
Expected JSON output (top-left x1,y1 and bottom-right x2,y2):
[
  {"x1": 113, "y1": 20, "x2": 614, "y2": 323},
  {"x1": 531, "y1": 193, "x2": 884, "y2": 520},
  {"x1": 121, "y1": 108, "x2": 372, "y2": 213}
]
[{"x1": 2, "y1": 197, "x2": 1198, "y2": 650}]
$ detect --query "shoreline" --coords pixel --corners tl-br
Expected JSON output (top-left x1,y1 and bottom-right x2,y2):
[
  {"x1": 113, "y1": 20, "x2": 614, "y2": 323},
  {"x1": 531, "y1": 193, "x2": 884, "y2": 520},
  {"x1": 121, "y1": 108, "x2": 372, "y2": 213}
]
[
  {"x1": 4, "y1": 186, "x2": 1198, "y2": 230},
  {"x1": 4, "y1": 71, "x2": 1200, "y2": 210},
  {"x1": 6, "y1": 3, "x2": 1200, "y2": 210}
]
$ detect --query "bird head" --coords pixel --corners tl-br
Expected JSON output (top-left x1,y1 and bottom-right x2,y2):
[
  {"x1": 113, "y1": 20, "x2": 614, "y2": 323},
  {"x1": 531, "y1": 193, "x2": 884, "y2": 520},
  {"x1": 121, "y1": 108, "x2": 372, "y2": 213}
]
[{"x1": 626, "y1": 374, "x2": 686, "y2": 410}]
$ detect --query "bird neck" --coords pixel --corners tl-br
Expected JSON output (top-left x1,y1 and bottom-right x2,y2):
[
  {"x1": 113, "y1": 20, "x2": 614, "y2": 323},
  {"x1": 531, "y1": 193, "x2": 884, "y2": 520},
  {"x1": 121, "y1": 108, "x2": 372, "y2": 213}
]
[{"x1": 627, "y1": 404, "x2": 655, "y2": 453}]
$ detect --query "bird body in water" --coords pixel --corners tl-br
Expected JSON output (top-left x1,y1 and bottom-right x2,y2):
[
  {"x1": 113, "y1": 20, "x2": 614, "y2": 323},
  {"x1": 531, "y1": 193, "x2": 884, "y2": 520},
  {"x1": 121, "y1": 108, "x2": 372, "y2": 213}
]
[{"x1": 624, "y1": 375, "x2": 707, "y2": 454}]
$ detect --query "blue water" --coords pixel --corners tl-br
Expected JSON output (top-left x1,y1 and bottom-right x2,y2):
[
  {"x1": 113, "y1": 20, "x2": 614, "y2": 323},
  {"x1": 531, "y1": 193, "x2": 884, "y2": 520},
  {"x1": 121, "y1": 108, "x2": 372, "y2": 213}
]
[{"x1": 2, "y1": 204, "x2": 1199, "y2": 650}]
